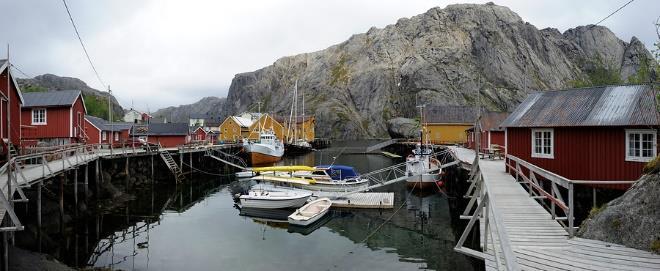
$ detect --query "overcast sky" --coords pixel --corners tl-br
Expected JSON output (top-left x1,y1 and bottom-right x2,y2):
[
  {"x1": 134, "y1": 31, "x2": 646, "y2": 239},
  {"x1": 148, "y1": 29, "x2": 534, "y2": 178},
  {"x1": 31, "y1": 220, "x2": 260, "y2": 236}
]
[{"x1": 1, "y1": 0, "x2": 658, "y2": 112}]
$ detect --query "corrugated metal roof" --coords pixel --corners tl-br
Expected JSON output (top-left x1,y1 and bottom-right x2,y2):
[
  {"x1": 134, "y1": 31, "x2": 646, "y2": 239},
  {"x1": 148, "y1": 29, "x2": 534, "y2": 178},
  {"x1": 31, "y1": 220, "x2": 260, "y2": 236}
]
[
  {"x1": 85, "y1": 115, "x2": 133, "y2": 131},
  {"x1": 232, "y1": 116, "x2": 253, "y2": 127},
  {"x1": 131, "y1": 123, "x2": 189, "y2": 136},
  {"x1": 480, "y1": 112, "x2": 510, "y2": 131},
  {"x1": 424, "y1": 106, "x2": 480, "y2": 124},
  {"x1": 501, "y1": 85, "x2": 660, "y2": 127},
  {"x1": 23, "y1": 90, "x2": 81, "y2": 107},
  {"x1": 0, "y1": 59, "x2": 7, "y2": 71}
]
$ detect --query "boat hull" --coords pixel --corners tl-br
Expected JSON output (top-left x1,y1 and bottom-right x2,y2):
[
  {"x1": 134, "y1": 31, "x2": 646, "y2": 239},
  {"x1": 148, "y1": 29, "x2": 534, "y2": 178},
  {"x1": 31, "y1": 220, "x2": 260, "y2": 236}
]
[
  {"x1": 288, "y1": 198, "x2": 332, "y2": 226},
  {"x1": 239, "y1": 196, "x2": 310, "y2": 209},
  {"x1": 244, "y1": 141, "x2": 284, "y2": 165},
  {"x1": 406, "y1": 173, "x2": 439, "y2": 189}
]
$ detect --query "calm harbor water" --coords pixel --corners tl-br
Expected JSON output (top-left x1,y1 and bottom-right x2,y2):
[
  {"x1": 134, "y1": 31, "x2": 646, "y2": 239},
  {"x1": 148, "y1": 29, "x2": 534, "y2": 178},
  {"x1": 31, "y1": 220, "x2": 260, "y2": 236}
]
[{"x1": 21, "y1": 141, "x2": 481, "y2": 270}]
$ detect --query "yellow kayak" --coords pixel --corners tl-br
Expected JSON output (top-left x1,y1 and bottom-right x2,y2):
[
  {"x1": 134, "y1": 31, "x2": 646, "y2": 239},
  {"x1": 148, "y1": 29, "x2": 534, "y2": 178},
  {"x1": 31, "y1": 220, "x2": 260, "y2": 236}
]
[{"x1": 251, "y1": 166, "x2": 316, "y2": 172}]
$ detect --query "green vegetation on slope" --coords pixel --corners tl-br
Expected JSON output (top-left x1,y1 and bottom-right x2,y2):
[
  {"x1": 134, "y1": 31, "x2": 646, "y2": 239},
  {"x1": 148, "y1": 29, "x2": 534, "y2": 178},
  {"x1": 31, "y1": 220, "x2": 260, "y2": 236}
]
[
  {"x1": 569, "y1": 61, "x2": 622, "y2": 88},
  {"x1": 84, "y1": 95, "x2": 122, "y2": 121},
  {"x1": 21, "y1": 85, "x2": 47, "y2": 93}
]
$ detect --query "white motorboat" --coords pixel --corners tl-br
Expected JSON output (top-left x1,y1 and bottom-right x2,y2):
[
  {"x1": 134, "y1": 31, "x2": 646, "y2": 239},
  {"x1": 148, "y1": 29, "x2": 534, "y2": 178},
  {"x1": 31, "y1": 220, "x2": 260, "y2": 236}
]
[
  {"x1": 239, "y1": 187, "x2": 311, "y2": 209},
  {"x1": 288, "y1": 198, "x2": 332, "y2": 226},
  {"x1": 250, "y1": 165, "x2": 370, "y2": 192},
  {"x1": 406, "y1": 105, "x2": 442, "y2": 189},
  {"x1": 405, "y1": 143, "x2": 441, "y2": 189}
]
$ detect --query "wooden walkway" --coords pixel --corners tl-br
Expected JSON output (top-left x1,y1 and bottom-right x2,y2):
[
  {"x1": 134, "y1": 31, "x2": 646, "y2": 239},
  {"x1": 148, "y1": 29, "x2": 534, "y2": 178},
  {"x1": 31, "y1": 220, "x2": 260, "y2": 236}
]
[
  {"x1": 449, "y1": 146, "x2": 660, "y2": 271},
  {"x1": 0, "y1": 144, "x2": 238, "y2": 229}
]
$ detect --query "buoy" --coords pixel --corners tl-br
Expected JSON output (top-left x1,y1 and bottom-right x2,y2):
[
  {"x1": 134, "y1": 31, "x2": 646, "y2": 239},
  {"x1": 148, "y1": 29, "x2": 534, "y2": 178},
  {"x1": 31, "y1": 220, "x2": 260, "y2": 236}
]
[{"x1": 436, "y1": 180, "x2": 445, "y2": 187}]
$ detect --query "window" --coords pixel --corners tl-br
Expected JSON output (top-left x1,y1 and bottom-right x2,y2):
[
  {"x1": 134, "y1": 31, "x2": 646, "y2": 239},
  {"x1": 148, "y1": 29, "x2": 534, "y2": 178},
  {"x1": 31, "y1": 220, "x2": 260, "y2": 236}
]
[
  {"x1": 102, "y1": 131, "x2": 107, "y2": 141},
  {"x1": 626, "y1": 129, "x2": 657, "y2": 162},
  {"x1": 531, "y1": 128, "x2": 553, "y2": 159},
  {"x1": 114, "y1": 132, "x2": 119, "y2": 142},
  {"x1": 32, "y1": 109, "x2": 46, "y2": 125}
]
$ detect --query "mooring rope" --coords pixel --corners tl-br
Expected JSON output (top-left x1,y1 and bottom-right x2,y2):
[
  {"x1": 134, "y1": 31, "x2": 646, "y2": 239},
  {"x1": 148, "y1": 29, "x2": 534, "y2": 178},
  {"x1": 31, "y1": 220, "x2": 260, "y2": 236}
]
[{"x1": 179, "y1": 161, "x2": 236, "y2": 177}]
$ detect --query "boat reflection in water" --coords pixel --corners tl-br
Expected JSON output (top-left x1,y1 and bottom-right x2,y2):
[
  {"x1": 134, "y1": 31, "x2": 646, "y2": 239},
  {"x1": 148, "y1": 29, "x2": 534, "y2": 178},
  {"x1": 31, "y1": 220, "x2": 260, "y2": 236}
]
[{"x1": 238, "y1": 206, "x2": 334, "y2": 236}]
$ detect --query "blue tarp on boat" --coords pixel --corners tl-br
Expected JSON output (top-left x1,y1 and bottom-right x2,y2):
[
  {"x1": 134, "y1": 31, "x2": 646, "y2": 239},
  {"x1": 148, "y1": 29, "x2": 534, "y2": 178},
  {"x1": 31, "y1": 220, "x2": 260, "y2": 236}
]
[{"x1": 317, "y1": 165, "x2": 359, "y2": 180}]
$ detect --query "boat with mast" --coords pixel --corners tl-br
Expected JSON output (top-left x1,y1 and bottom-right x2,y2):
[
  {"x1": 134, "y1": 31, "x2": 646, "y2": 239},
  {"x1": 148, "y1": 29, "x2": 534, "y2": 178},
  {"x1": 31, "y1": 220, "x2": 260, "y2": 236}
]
[
  {"x1": 243, "y1": 102, "x2": 285, "y2": 165},
  {"x1": 405, "y1": 104, "x2": 442, "y2": 189},
  {"x1": 285, "y1": 80, "x2": 313, "y2": 154}
]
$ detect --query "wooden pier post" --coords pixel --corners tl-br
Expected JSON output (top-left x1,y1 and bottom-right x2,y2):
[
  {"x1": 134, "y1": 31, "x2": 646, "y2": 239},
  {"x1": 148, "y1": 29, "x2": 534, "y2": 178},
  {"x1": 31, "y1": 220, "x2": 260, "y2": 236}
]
[
  {"x1": 179, "y1": 152, "x2": 183, "y2": 170},
  {"x1": 151, "y1": 154, "x2": 154, "y2": 181},
  {"x1": 84, "y1": 164, "x2": 89, "y2": 198},
  {"x1": 189, "y1": 152, "x2": 193, "y2": 176},
  {"x1": 125, "y1": 156, "x2": 129, "y2": 175},
  {"x1": 592, "y1": 187, "x2": 597, "y2": 207},
  {"x1": 3, "y1": 232, "x2": 7, "y2": 271},
  {"x1": 59, "y1": 174, "x2": 65, "y2": 235},
  {"x1": 37, "y1": 181, "x2": 42, "y2": 252},
  {"x1": 568, "y1": 183, "x2": 575, "y2": 237},
  {"x1": 74, "y1": 168, "x2": 78, "y2": 208}
]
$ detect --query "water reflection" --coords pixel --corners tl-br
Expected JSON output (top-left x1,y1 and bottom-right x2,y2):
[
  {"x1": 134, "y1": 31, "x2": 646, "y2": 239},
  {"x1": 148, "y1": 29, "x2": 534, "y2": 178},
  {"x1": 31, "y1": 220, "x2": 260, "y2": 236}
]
[{"x1": 17, "y1": 142, "x2": 479, "y2": 270}]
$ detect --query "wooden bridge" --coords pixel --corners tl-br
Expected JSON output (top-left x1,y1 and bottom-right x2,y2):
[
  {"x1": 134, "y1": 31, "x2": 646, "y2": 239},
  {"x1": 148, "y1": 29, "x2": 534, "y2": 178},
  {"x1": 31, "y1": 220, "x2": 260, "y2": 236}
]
[{"x1": 449, "y1": 146, "x2": 660, "y2": 271}]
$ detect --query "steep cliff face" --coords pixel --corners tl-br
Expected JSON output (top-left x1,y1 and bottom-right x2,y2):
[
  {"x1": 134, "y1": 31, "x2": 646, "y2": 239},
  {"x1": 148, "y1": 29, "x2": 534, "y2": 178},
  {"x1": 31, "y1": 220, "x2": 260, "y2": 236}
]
[
  {"x1": 224, "y1": 3, "x2": 653, "y2": 139},
  {"x1": 152, "y1": 96, "x2": 226, "y2": 123}
]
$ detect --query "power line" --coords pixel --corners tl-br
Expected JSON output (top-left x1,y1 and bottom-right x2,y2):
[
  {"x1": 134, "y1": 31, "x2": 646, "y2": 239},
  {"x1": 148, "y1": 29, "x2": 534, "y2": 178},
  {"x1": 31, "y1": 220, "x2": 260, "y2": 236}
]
[
  {"x1": 9, "y1": 63, "x2": 33, "y2": 78},
  {"x1": 592, "y1": 0, "x2": 635, "y2": 27},
  {"x1": 61, "y1": 0, "x2": 106, "y2": 88}
]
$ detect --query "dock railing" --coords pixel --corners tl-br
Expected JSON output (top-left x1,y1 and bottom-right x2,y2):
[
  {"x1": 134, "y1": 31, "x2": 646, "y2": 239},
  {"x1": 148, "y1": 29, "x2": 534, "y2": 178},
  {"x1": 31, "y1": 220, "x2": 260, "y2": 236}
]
[
  {"x1": 0, "y1": 143, "x2": 101, "y2": 233},
  {"x1": 505, "y1": 154, "x2": 637, "y2": 237},
  {"x1": 454, "y1": 159, "x2": 521, "y2": 271}
]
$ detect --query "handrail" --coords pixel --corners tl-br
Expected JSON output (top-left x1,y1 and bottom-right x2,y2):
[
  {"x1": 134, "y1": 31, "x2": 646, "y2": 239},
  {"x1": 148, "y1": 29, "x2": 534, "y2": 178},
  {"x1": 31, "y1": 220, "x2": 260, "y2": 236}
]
[{"x1": 454, "y1": 159, "x2": 521, "y2": 271}]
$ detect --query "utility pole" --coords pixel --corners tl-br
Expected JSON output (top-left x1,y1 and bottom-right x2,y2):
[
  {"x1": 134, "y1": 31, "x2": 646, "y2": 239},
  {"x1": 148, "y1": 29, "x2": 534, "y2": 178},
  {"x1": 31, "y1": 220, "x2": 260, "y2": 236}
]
[{"x1": 108, "y1": 85, "x2": 113, "y2": 153}]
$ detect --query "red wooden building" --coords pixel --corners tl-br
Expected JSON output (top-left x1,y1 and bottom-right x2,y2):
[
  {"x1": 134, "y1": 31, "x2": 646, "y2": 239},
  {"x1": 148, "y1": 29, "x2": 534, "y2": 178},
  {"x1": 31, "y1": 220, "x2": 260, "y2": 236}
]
[
  {"x1": 467, "y1": 111, "x2": 509, "y2": 150},
  {"x1": 130, "y1": 123, "x2": 190, "y2": 148},
  {"x1": 190, "y1": 126, "x2": 207, "y2": 142},
  {"x1": 0, "y1": 59, "x2": 25, "y2": 155},
  {"x1": 501, "y1": 85, "x2": 659, "y2": 189},
  {"x1": 21, "y1": 90, "x2": 86, "y2": 147},
  {"x1": 84, "y1": 115, "x2": 133, "y2": 145}
]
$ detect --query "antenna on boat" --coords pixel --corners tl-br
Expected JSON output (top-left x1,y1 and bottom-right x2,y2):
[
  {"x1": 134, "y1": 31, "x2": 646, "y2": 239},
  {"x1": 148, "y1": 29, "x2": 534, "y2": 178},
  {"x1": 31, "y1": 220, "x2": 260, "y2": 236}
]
[{"x1": 329, "y1": 146, "x2": 347, "y2": 167}]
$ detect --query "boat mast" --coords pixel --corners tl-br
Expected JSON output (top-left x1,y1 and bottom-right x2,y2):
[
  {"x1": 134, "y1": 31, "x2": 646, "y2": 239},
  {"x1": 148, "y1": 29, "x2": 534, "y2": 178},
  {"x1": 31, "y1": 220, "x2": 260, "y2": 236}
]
[
  {"x1": 301, "y1": 82, "x2": 305, "y2": 142},
  {"x1": 293, "y1": 81, "x2": 298, "y2": 143},
  {"x1": 287, "y1": 81, "x2": 296, "y2": 144}
]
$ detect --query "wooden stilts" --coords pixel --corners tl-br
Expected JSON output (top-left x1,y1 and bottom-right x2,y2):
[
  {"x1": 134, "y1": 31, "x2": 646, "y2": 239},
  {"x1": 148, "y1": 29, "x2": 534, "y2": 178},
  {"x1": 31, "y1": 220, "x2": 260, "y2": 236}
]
[
  {"x1": 37, "y1": 181, "x2": 42, "y2": 253},
  {"x1": 60, "y1": 174, "x2": 65, "y2": 235},
  {"x1": 74, "y1": 168, "x2": 78, "y2": 207},
  {"x1": 84, "y1": 164, "x2": 89, "y2": 199},
  {"x1": 592, "y1": 187, "x2": 597, "y2": 207},
  {"x1": 3, "y1": 232, "x2": 7, "y2": 271}
]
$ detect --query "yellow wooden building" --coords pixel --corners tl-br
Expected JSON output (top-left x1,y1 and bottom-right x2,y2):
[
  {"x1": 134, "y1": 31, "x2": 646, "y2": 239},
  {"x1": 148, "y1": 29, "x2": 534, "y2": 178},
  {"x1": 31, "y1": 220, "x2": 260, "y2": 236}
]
[
  {"x1": 279, "y1": 116, "x2": 315, "y2": 142},
  {"x1": 248, "y1": 114, "x2": 285, "y2": 141},
  {"x1": 218, "y1": 116, "x2": 254, "y2": 142},
  {"x1": 421, "y1": 106, "x2": 479, "y2": 145}
]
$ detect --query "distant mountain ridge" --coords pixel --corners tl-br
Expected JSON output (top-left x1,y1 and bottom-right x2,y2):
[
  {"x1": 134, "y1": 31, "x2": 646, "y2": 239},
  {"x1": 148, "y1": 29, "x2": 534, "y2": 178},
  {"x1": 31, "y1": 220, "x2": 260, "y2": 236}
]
[
  {"x1": 17, "y1": 74, "x2": 124, "y2": 120},
  {"x1": 151, "y1": 96, "x2": 226, "y2": 123}
]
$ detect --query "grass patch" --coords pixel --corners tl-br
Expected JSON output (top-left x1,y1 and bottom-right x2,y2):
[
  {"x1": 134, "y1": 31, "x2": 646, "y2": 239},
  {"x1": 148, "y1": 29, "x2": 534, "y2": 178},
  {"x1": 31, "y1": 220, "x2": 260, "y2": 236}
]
[
  {"x1": 587, "y1": 204, "x2": 606, "y2": 219},
  {"x1": 651, "y1": 239, "x2": 660, "y2": 253},
  {"x1": 329, "y1": 55, "x2": 350, "y2": 87},
  {"x1": 643, "y1": 156, "x2": 660, "y2": 175}
]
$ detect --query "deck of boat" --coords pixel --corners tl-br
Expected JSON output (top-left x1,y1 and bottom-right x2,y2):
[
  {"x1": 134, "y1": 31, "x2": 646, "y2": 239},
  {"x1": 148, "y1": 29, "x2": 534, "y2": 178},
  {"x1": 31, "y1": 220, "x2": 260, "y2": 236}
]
[{"x1": 449, "y1": 146, "x2": 660, "y2": 271}]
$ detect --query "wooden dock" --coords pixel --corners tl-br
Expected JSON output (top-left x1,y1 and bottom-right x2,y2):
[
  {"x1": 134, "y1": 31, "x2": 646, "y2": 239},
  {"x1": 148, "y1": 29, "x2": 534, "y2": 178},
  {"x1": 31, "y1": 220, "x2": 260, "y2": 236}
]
[
  {"x1": 315, "y1": 192, "x2": 394, "y2": 209},
  {"x1": 0, "y1": 144, "x2": 238, "y2": 230},
  {"x1": 449, "y1": 146, "x2": 660, "y2": 271}
]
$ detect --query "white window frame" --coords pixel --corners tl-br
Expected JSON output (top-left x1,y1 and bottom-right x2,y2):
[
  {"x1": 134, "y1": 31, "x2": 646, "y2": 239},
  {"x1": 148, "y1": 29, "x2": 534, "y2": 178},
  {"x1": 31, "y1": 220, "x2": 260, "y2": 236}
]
[
  {"x1": 102, "y1": 131, "x2": 107, "y2": 141},
  {"x1": 531, "y1": 128, "x2": 554, "y2": 159},
  {"x1": 31, "y1": 108, "x2": 47, "y2": 125},
  {"x1": 625, "y1": 129, "x2": 657, "y2": 162},
  {"x1": 114, "y1": 131, "x2": 119, "y2": 142}
]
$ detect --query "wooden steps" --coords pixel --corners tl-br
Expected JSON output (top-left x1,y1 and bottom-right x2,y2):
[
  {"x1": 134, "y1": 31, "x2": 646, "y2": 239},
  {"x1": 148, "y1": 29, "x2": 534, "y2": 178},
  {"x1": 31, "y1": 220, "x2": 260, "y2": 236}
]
[{"x1": 159, "y1": 150, "x2": 184, "y2": 182}]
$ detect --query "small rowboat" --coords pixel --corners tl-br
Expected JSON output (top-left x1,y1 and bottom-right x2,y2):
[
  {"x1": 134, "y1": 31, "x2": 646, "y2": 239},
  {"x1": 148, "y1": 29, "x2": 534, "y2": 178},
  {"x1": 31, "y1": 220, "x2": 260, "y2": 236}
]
[{"x1": 288, "y1": 198, "x2": 332, "y2": 226}]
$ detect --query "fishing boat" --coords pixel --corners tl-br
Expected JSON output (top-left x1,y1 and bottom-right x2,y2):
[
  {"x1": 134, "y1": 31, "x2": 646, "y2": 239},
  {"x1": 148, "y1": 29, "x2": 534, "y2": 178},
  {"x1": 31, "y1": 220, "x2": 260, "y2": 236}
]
[
  {"x1": 406, "y1": 105, "x2": 442, "y2": 189},
  {"x1": 288, "y1": 198, "x2": 332, "y2": 226},
  {"x1": 250, "y1": 165, "x2": 369, "y2": 192},
  {"x1": 243, "y1": 129, "x2": 285, "y2": 165},
  {"x1": 284, "y1": 80, "x2": 313, "y2": 154},
  {"x1": 239, "y1": 187, "x2": 311, "y2": 209}
]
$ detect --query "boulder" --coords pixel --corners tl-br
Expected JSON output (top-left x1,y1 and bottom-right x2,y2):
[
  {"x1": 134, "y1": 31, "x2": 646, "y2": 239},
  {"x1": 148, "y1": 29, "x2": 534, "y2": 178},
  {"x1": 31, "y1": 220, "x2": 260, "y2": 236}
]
[
  {"x1": 386, "y1": 118, "x2": 419, "y2": 139},
  {"x1": 578, "y1": 171, "x2": 660, "y2": 253}
]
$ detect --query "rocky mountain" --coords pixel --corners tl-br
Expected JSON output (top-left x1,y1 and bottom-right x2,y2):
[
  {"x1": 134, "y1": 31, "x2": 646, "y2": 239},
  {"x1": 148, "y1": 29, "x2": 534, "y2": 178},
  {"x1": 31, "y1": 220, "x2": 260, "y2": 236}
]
[
  {"x1": 152, "y1": 96, "x2": 226, "y2": 123},
  {"x1": 222, "y1": 2, "x2": 654, "y2": 139},
  {"x1": 17, "y1": 74, "x2": 124, "y2": 119}
]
